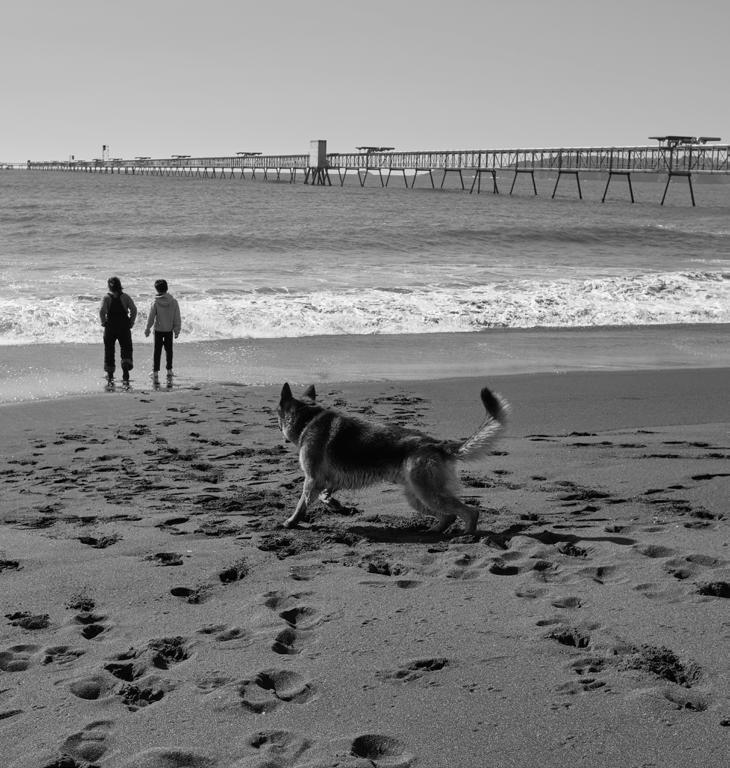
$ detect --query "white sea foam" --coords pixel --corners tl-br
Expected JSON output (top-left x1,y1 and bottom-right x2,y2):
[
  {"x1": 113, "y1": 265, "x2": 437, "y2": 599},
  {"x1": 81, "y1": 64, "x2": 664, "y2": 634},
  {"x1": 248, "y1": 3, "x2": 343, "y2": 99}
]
[{"x1": 1, "y1": 271, "x2": 727, "y2": 345}]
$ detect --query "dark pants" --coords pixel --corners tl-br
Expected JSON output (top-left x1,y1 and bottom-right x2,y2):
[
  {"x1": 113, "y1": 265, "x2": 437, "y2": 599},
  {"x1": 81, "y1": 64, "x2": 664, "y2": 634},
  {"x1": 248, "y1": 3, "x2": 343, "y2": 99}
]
[
  {"x1": 103, "y1": 325, "x2": 133, "y2": 375},
  {"x1": 153, "y1": 331, "x2": 174, "y2": 372}
]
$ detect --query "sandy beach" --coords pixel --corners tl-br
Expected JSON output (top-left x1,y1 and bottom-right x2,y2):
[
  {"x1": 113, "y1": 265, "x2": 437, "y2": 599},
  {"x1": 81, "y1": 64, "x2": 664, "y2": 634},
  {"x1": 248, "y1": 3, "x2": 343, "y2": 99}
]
[{"x1": 1, "y1": 368, "x2": 728, "y2": 768}]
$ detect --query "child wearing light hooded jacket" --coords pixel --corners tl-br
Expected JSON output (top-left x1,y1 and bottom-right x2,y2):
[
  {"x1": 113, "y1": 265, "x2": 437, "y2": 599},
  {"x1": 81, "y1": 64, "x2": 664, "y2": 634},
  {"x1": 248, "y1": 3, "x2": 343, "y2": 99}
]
[{"x1": 144, "y1": 279, "x2": 181, "y2": 381}]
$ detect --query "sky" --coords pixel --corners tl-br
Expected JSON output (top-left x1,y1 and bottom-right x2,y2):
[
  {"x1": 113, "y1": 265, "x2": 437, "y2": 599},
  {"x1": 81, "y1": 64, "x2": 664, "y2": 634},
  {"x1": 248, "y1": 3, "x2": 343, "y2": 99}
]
[{"x1": 3, "y1": 0, "x2": 729, "y2": 161}]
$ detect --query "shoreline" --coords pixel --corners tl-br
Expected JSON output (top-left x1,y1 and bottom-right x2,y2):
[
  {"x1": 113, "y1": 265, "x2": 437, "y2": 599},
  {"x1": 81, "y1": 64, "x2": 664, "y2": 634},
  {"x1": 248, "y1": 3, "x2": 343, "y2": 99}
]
[
  {"x1": 2, "y1": 367, "x2": 728, "y2": 440},
  {"x1": 1, "y1": 322, "x2": 728, "y2": 404}
]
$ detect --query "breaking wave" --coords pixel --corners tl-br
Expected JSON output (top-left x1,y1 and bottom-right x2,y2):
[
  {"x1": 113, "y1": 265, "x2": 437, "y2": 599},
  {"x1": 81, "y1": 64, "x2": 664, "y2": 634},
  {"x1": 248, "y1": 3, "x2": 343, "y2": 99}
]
[{"x1": 0, "y1": 270, "x2": 727, "y2": 345}]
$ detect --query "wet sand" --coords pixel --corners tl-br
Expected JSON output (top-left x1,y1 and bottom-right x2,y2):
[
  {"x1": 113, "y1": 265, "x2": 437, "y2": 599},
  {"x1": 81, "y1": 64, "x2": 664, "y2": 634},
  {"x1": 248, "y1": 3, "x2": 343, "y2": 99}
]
[
  {"x1": 1, "y1": 323, "x2": 728, "y2": 403},
  {"x1": 0, "y1": 368, "x2": 728, "y2": 767}
]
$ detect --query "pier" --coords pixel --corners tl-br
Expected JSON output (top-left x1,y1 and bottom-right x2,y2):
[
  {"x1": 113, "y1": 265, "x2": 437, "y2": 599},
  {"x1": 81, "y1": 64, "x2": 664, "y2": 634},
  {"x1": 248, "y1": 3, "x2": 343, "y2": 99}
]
[{"x1": 13, "y1": 136, "x2": 730, "y2": 205}]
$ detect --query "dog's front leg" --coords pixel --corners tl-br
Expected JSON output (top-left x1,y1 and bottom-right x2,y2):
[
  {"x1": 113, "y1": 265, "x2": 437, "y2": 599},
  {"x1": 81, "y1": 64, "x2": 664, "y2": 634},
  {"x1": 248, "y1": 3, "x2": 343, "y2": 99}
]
[
  {"x1": 285, "y1": 478, "x2": 320, "y2": 528},
  {"x1": 319, "y1": 489, "x2": 345, "y2": 511}
]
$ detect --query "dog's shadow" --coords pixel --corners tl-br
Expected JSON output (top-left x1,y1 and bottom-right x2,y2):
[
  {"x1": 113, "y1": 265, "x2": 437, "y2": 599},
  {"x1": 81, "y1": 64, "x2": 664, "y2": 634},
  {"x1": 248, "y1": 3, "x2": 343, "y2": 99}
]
[
  {"x1": 347, "y1": 524, "x2": 449, "y2": 545},
  {"x1": 346, "y1": 521, "x2": 637, "y2": 549},
  {"x1": 346, "y1": 523, "x2": 495, "y2": 546}
]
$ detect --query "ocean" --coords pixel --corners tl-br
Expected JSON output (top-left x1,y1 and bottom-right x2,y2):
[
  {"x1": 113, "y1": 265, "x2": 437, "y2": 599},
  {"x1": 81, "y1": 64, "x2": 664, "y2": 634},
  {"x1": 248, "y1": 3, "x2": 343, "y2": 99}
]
[{"x1": 1, "y1": 169, "x2": 728, "y2": 402}]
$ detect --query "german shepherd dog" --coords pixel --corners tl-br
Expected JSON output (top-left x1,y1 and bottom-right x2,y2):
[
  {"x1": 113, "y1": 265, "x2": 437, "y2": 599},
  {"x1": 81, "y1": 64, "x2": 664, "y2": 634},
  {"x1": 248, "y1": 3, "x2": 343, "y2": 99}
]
[{"x1": 277, "y1": 383, "x2": 509, "y2": 534}]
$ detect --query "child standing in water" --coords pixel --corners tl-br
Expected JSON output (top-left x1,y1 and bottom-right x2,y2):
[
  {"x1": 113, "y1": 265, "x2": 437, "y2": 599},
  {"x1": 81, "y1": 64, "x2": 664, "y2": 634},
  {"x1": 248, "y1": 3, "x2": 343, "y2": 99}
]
[
  {"x1": 144, "y1": 279, "x2": 181, "y2": 383},
  {"x1": 99, "y1": 276, "x2": 137, "y2": 382}
]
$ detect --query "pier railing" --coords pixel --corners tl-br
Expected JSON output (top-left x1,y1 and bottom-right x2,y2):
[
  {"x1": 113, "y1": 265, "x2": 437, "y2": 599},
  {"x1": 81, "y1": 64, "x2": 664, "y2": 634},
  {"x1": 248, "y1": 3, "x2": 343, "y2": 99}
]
[{"x1": 327, "y1": 145, "x2": 730, "y2": 173}]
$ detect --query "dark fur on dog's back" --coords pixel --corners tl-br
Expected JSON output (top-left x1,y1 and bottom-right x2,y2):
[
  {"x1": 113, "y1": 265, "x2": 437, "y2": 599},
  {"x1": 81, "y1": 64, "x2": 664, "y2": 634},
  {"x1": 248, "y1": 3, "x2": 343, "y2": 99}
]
[
  {"x1": 303, "y1": 411, "x2": 444, "y2": 483},
  {"x1": 277, "y1": 382, "x2": 509, "y2": 533}
]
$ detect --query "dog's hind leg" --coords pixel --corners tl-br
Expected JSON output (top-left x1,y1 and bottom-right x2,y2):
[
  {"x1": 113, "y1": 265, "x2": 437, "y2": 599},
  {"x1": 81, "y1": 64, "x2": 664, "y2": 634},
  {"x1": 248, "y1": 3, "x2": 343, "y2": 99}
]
[
  {"x1": 406, "y1": 457, "x2": 478, "y2": 535},
  {"x1": 403, "y1": 487, "x2": 456, "y2": 532},
  {"x1": 285, "y1": 478, "x2": 322, "y2": 528},
  {"x1": 431, "y1": 494, "x2": 478, "y2": 535}
]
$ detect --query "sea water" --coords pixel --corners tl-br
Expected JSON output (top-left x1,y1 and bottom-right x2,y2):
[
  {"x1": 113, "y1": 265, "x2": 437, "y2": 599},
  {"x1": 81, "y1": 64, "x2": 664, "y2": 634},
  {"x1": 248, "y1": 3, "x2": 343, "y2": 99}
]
[{"x1": 0, "y1": 169, "x2": 728, "y2": 401}]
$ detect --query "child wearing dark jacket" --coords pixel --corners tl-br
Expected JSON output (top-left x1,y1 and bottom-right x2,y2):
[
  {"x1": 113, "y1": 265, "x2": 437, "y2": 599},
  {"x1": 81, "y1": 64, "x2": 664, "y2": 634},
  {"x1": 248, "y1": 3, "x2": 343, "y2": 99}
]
[
  {"x1": 144, "y1": 279, "x2": 181, "y2": 382},
  {"x1": 99, "y1": 276, "x2": 137, "y2": 381}
]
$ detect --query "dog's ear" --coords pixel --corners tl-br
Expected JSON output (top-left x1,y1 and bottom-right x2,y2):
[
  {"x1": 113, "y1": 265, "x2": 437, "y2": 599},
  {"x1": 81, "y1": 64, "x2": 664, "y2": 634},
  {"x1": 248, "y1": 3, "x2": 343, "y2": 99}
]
[
  {"x1": 303, "y1": 384, "x2": 316, "y2": 401},
  {"x1": 280, "y1": 383, "x2": 293, "y2": 404}
]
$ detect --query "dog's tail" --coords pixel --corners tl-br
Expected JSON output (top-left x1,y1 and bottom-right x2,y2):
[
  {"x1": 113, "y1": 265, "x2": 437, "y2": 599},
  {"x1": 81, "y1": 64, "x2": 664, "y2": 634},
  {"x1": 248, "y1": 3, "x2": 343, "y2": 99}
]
[{"x1": 455, "y1": 386, "x2": 510, "y2": 462}]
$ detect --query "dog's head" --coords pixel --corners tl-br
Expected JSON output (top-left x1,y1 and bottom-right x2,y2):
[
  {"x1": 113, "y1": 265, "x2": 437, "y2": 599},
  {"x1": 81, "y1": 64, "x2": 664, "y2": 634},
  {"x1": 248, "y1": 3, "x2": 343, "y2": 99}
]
[{"x1": 277, "y1": 383, "x2": 317, "y2": 443}]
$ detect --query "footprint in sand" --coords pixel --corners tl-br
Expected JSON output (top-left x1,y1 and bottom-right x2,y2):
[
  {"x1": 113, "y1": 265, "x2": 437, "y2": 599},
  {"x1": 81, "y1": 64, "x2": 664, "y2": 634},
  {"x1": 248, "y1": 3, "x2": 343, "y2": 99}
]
[
  {"x1": 557, "y1": 656, "x2": 611, "y2": 695},
  {"x1": 104, "y1": 657, "x2": 147, "y2": 683},
  {"x1": 360, "y1": 578, "x2": 422, "y2": 589},
  {"x1": 662, "y1": 687, "x2": 710, "y2": 712},
  {"x1": 279, "y1": 605, "x2": 323, "y2": 631},
  {"x1": 5, "y1": 611, "x2": 51, "y2": 631},
  {"x1": 0, "y1": 644, "x2": 39, "y2": 671},
  {"x1": 488, "y1": 559, "x2": 520, "y2": 576},
  {"x1": 59, "y1": 719, "x2": 115, "y2": 764},
  {"x1": 67, "y1": 672, "x2": 117, "y2": 701},
  {"x1": 117, "y1": 747, "x2": 215, "y2": 768},
  {"x1": 199, "y1": 622, "x2": 250, "y2": 645},
  {"x1": 154, "y1": 516, "x2": 190, "y2": 534},
  {"x1": 262, "y1": 591, "x2": 323, "y2": 655},
  {"x1": 237, "y1": 730, "x2": 312, "y2": 765},
  {"x1": 77, "y1": 534, "x2": 120, "y2": 549},
  {"x1": 633, "y1": 581, "x2": 687, "y2": 602},
  {"x1": 118, "y1": 675, "x2": 173, "y2": 711},
  {"x1": 271, "y1": 627, "x2": 308, "y2": 655},
  {"x1": 379, "y1": 657, "x2": 449, "y2": 683},
  {"x1": 41, "y1": 757, "x2": 87, "y2": 768},
  {"x1": 550, "y1": 596, "x2": 582, "y2": 609},
  {"x1": 65, "y1": 590, "x2": 96, "y2": 613},
  {"x1": 419, "y1": 550, "x2": 490, "y2": 580},
  {"x1": 664, "y1": 553, "x2": 723, "y2": 581},
  {"x1": 80, "y1": 622, "x2": 106, "y2": 640},
  {"x1": 358, "y1": 552, "x2": 408, "y2": 576},
  {"x1": 576, "y1": 564, "x2": 623, "y2": 585},
  {"x1": 546, "y1": 625, "x2": 592, "y2": 649},
  {"x1": 148, "y1": 636, "x2": 191, "y2": 669},
  {"x1": 212, "y1": 626, "x2": 250, "y2": 643},
  {"x1": 170, "y1": 585, "x2": 210, "y2": 604},
  {"x1": 147, "y1": 552, "x2": 184, "y2": 566},
  {"x1": 13, "y1": 514, "x2": 57, "y2": 531},
  {"x1": 237, "y1": 669, "x2": 315, "y2": 713},
  {"x1": 288, "y1": 563, "x2": 325, "y2": 581},
  {"x1": 71, "y1": 610, "x2": 109, "y2": 640},
  {"x1": 634, "y1": 544, "x2": 676, "y2": 559},
  {"x1": 556, "y1": 677, "x2": 608, "y2": 695},
  {"x1": 621, "y1": 644, "x2": 701, "y2": 687},
  {"x1": 350, "y1": 734, "x2": 416, "y2": 767},
  {"x1": 194, "y1": 675, "x2": 232, "y2": 694},
  {"x1": 105, "y1": 636, "x2": 191, "y2": 683},
  {"x1": 195, "y1": 518, "x2": 241, "y2": 538},
  {"x1": 515, "y1": 586, "x2": 548, "y2": 599},
  {"x1": 697, "y1": 581, "x2": 730, "y2": 598},
  {"x1": 257, "y1": 731, "x2": 416, "y2": 768},
  {"x1": 41, "y1": 645, "x2": 85, "y2": 666},
  {"x1": 218, "y1": 559, "x2": 249, "y2": 584},
  {"x1": 557, "y1": 542, "x2": 588, "y2": 558},
  {"x1": 262, "y1": 590, "x2": 314, "y2": 610}
]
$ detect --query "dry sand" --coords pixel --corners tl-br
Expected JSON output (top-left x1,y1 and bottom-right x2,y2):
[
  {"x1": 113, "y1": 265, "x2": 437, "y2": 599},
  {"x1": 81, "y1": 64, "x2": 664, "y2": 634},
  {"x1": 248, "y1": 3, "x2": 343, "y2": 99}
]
[{"x1": 0, "y1": 369, "x2": 728, "y2": 768}]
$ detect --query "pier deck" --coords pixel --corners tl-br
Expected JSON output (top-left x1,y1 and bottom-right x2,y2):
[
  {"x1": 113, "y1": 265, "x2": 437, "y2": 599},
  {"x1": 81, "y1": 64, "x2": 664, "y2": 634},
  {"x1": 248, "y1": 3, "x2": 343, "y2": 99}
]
[{"x1": 14, "y1": 139, "x2": 730, "y2": 205}]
